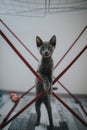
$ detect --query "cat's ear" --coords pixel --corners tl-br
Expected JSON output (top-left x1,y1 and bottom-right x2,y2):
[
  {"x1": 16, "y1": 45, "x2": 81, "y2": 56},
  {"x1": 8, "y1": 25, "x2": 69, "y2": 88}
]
[
  {"x1": 36, "y1": 36, "x2": 43, "y2": 47},
  {"x1": 50, "y1": 35, "x2": 56, "y2": 47}
]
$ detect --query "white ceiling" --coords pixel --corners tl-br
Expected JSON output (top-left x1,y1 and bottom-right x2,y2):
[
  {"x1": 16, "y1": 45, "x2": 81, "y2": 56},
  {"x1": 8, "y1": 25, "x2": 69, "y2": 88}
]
[{"x1": 0, "y1": 0, "x2": 87, "y2": 17}]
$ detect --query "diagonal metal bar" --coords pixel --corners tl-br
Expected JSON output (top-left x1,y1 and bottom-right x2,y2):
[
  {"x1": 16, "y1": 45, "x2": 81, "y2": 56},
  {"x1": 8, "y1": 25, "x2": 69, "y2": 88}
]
[
  {"x1": 0, "y1": 30, "x2": 43, "y2": 84},
  {"x1": 53, "y1": 45, "x2": 87, "y2": 85},
  {"x1": 1, "y1": 29, "x2": 86, "y2": 88},
  {"x1": 1, "y1": 19, "x2": 87, "y2": 115},
  {"x1": 54, "y1": 25, "x2": 87, "y2": 69},
  {"x1": 0, "y1": 85, "x2": 35, "y2": 125},
  {"x1": 0, "y1": 30, "x2": 87, "y2": 128},
  {"x1": 52, "y1": 92, "x2": 87, "y2": 127},
  {"x1": 57, "y1": 80, "x2": 87, "y2": 115},
  {"x1": 0, "y1": 103, "x2": 18, "y2": 127},
  {"x1": 20, "y1": 85, "x2": 35, "y2": 99},
  {"x1": 0, "y1": 90, "x2": 45, "y2": 129},
  {"x1": 53, "y1": 75, "x2": 87, "y2": 115},
  {"x1": 0, "y1": 19, "x2": 39, "y2": 62},
  {"x1": 1, "y1": 19, "x2": 87, "y2": 66}
]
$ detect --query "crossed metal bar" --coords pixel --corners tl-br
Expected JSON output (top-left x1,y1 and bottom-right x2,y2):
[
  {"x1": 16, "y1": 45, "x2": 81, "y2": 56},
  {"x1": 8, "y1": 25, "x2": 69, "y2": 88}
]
[
  {"x1": 0, "y1": 31, "x2": 87, "y2": 128},
  {"x1": 1, "y1": 19, "x2": 87, "y2": 68},
  {"x1": 1, "y1": 19, "x2": 87, "y2": 115},
  {"x1": 0, "y1": 22, "x2": 87, "y2": 129}
]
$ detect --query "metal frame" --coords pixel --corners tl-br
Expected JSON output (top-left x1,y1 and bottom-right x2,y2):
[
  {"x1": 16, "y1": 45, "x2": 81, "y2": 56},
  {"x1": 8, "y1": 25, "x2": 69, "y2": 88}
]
[
  {"x1": 1, "y1": 20, "x2": 87, "y2": 116},
  {"x1": 1, "y1": 20, "x2": 87, "y2": 115},
  {"x1": 0, "y1": 20, "x2": 87, "y2": 129}
]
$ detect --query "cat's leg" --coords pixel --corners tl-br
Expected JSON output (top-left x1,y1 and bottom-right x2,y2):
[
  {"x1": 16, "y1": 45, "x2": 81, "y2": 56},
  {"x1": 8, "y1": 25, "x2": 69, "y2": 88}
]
[
  {"x1": 43, "y1": 97, "x2": 54, "y2": 130},
  {"x1": 35, "y1": 99, "x2": 42, "y2": 126}
]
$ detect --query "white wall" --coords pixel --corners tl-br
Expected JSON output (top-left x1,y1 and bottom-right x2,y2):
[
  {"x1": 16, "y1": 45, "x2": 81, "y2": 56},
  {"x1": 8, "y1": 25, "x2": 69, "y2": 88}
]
[{"x1": 0, "y1": 10, "x2": 87, "y2": 94}]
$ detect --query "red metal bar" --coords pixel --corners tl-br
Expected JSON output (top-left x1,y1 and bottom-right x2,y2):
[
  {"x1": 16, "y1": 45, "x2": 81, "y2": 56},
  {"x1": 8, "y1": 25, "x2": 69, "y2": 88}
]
[
  {"x1": 53, "y1": 45, "x2": 87, "y2": 116},
  {"x1": 0, "y1": 19, "x2": 39, "y2": 62},
  {"x1": 57, "y1": 80, "x2": 87, "y2": 115},
  {"x1": 1, "y1": 30, "x2": 87, "y2": 128},
  {"x1": 53, "y1": 45, "x2": 87, "y2": 85},
  {"x1": 54, "y1": 25, "x2": 87, "y2": 69},
  {"x1": 0, "y1": 102, "x2": 19, "y2": 125},
  {"x1": 1, "y1": 20, "x2": 87, "y2": 115},
  {"x1": 2, "y1": 19, "x2": 86, "y2": 116},
  {"x1": 2, "y1": 28, "x2": 86, "y2": 86},
  {"x1": 52, "y1": 92, "x2": 87, "y2": 127},
  {"x1": 20, "y1": 85, "x2": 35, "y2": 98},
  {"x1": 0, "y1": 85, "x2": 35, "y2": 125},
  {"x1": 1, "y1": 30, "x2": 43, "y2": 84},
  {"x1": 0, "y1": 90, "x2": 45, "y2": 129},
  {"x1": 1, "y1": 29, "x2": 79, "y2": 87},
  {"x1": 1, "y1": 19, "x2": 87, "y2": 66}
]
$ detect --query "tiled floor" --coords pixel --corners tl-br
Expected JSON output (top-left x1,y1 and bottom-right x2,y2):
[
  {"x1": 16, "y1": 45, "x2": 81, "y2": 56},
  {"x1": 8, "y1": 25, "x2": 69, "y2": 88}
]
[{"x1": 0, "y1": 93, "x2": 87, "y2": 130}]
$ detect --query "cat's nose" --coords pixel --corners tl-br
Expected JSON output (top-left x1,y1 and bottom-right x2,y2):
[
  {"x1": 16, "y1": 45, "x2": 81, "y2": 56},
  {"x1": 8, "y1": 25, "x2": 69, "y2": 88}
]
[{"x1": 45, "y1": 51, "x2": 48, "y2": 55}]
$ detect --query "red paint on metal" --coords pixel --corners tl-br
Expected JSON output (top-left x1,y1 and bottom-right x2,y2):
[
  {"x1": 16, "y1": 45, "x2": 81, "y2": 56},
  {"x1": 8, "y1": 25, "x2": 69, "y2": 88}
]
[
  {"x1": 0, "y1": 24, "x2": 87, "y2": 128},
  {"x1": 53, "y1": 45, "x2": 87, "y2": 84},
  {"x1": 52, "y1": 92, "x2": 87, "y2": 127}
]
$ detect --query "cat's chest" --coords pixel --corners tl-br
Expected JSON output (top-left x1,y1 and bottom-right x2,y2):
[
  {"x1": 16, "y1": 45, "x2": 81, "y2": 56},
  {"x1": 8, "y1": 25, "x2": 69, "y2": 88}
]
[{"x1": 38, "y1": 61, "x2": 53, "y2": 75}]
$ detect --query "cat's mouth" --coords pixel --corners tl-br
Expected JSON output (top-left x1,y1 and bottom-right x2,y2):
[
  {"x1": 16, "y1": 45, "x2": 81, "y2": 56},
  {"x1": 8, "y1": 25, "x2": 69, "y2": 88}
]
[{"x1": 43, "y1": 54, "x2": 50, "y2": 58}]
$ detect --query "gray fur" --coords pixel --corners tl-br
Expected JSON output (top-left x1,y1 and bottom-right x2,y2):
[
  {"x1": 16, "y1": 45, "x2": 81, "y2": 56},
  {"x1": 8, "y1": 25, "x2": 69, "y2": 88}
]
[{"x1": 35, "y1": 35, "x2": 56, "y2": 130}]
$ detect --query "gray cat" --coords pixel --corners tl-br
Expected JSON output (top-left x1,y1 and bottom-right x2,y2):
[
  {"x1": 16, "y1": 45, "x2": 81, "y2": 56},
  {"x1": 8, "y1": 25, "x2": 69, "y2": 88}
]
[{"x1": 35, "y1": 35, "x2": 56, "y2": 130}]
